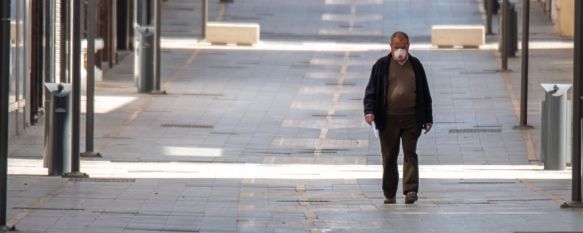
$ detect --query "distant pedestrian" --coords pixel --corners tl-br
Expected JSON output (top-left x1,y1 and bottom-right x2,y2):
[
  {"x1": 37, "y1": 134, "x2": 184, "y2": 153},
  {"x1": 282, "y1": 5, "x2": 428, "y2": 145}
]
[{"x1": 363, "y1": 31, "x2": 433, "y2": 204}]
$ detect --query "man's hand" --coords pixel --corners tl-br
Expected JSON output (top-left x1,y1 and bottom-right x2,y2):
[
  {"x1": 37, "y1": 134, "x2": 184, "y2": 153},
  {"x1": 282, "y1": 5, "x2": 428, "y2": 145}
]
[
  {"x1": 424, "y1": 123, "x2": 433, "y2": 134},
  {"x1": 365, "y1": 114, "x2": 375, "y2": 126}
]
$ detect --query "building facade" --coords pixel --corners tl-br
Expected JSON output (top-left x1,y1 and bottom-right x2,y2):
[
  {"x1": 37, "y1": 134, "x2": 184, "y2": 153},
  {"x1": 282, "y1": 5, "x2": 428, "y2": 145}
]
[
  {"x1": 7, "y1": 0, "x2": 134, "y2": 140},
  {"x1": 537, "y1": 0, "x2": 574, "y2": 37}
]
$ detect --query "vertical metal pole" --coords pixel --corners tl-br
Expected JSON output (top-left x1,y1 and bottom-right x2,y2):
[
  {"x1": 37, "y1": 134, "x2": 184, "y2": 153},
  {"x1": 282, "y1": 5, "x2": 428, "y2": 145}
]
[
  {"x1": 0, "y1": 0, "x2": 10, "y2": 227},
  {"x1": 110, "y1": 0, "x2": 117, "y2": 67},
  {"x1": 66, "y1": 0, "x2": 72, "y2": 83},
  {"x1": 14, "y1": 0, "x2": 20, "y2": 136},
  {"x1": 486, "y1": 0, "x2": 494, "y2": 35},
  {"x1": 570, "y1": 0, "x2": 583, "y2": 205},
  {"x1": 43, "y1": 0, "x2": 53, "y2": 166},
  {"x1": 22, "y1": 0, "x2": 29, "y2": 128},
  {"x1": 153, "y1": 0, "x2": 162, "y2": 93},
  {"x1": 66, "y1": 0, "x2": 87, "y2": 177},
  {"x1": 59, "y1": 0, "x2": 67, "y2": 83},
  {"x1": 82, "y1": 0, "x2": 100, "y2": 158},
  {"x1": 133, "y1": 0, "x2": 139, "y2": 89},
  {"x1": 72, "y1": 0, "x2": 81, "y2": 171},
  {"x1": 502, "y1": 0, "x2": 509, "y2": 71},
  {"x1": 520, "y1": 0, "x2": 530, "y2": 126},
  {"x1": 202, "y1": 0, "x2": 207, "y2": 39},
  {"x1": 31, "y1": 0, "x2": 41, "y2": 125},
  {"x1": 46, "y1": 0, "x2": 54, "y2": 84}
]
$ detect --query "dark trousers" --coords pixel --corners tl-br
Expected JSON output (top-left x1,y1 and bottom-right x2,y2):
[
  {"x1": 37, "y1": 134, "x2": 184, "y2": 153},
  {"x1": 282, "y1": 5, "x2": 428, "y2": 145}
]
[{"x1": 378, "y1": 114, "x2": 421, "y2": 198}]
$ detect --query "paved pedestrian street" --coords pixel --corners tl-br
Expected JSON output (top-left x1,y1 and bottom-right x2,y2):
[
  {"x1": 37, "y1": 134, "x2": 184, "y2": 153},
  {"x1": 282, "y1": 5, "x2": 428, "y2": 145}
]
[{"x1": 5, "y1": 0, "x2": 583, "y2": 232}]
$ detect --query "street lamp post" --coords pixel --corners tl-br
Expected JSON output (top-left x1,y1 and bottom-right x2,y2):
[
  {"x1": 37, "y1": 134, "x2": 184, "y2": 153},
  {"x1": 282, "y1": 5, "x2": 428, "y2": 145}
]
[
  {"x1": 501, "y1": 0, "x2": 509, "y2": 71},
  {"x1": 0, "y1": 0, "x2": 11, "y2": 227},
  {"x1": 519, "y1": 0, "x2": 530, "y2": 127},
  {"x1": 65, "y1": 0, "x2": 88, "y2": 178},
  {"x1": 154, "y1": 0, "x2": 162, "y2": 93},
  {"x1": 564, "y1": 0, "x2": 583, "y2": 208},
  {"x1": 81, "y1": 0, "x2": 101, "y2": 158}
]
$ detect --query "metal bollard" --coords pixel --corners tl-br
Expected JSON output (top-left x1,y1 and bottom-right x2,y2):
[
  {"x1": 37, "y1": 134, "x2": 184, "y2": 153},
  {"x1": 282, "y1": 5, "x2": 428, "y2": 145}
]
[
  {"x1": 486, "y1": 1, "x2": 493, "y2": 35},
  {"x1": 499, "y1": 1, "x2": 517, "y2": 57},
  {"x1": 508, "y1": 3, "x2": 517, "y2": 56},
  {"x1": 43, "y1": 83, "x2": 72, "y2": 176},
  {"x1": 541, "y1": 84, "x2": 572, "y2": 170},
  {"x1": 485, "y1": 0, "x2": 499, "y2": 35},
  {"x1": 137, "y1": 28, "x2": 154, "y2": 93},
  {"x1": 484, "y1": 0, "x2": 500, "y2": 14}
]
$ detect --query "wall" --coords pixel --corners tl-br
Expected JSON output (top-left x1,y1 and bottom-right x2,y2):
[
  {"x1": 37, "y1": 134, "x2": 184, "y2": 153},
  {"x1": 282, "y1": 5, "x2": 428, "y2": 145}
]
[
  {"x1": 553, "y1": 0, "x2": 574, "y2": 38},
  {"x1": 538, "y1": 0, "x2": 574, "y2": 38}
]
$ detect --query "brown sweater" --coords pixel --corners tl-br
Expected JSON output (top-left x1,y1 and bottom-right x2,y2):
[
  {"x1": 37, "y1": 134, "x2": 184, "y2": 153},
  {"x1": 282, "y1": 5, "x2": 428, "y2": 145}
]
[{"x1": 386, "y1": 58, "x2": 416, "y2": 115}]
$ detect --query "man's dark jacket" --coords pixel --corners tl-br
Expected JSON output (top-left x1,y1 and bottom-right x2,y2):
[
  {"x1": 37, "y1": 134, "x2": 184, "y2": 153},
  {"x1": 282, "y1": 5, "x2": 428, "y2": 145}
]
[{"x1": 363, "y1": 53, "x2": 433, "y2": 131}]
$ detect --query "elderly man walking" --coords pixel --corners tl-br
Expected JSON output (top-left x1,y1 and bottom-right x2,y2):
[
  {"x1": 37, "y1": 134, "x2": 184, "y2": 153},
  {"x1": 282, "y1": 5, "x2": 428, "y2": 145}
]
[{"x1": 363, "y1": 31, "x2": 433, "y2": 204}]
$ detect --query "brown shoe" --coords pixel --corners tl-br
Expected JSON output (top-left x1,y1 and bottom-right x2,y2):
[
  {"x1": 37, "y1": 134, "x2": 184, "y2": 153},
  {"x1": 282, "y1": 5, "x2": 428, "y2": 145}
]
[
  {"x1": 405, "y1": 192, "x2": 418, "y2": 204},
  {"x1": 384, "y1": 197, "x2": 396, "y2": 204}
]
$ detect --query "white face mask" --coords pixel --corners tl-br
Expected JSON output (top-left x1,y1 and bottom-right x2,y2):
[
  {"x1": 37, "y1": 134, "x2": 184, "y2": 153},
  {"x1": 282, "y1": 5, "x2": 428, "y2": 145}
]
[{"x1": 392, "y1": 48, "x2": 408, "y2": 61}]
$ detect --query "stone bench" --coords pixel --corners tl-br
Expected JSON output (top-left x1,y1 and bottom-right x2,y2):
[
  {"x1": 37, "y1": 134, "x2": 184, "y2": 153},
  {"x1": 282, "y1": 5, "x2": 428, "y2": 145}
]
[
  {"x1": 431, "y1": 25, "x2": 485, "y2": 48},
  {"x1": 206, "y1": 22, "x2": 260, "y2": 45}
]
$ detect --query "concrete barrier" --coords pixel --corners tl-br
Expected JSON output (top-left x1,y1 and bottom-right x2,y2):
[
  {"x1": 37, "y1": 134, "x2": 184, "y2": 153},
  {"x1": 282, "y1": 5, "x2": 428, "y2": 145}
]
[
  {"x1": 431, "y1": 25, "x2": 485, "y2": 48},
  {"x1": 206, "y1": 22, "x2": 260, "y2": 45}
]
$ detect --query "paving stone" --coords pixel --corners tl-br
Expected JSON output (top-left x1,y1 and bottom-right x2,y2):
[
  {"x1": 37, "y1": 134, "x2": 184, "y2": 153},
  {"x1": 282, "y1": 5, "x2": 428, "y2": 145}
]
[{"x1": 5, "y1": 0, "x2": 583, "y2": 232}]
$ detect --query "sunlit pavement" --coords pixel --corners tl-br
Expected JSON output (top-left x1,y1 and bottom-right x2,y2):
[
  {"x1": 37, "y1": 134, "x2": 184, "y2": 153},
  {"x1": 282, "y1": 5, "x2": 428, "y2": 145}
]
[
  {"x1": 7, "y1": 158, "x2": 572, "y2": 180},
  {"x1": 6, "y1": 0, "x2": 583, "y2": 232}
]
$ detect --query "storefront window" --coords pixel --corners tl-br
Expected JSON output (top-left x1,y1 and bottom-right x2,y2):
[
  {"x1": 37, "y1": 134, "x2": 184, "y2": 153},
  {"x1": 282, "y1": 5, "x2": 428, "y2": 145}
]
[{"x1": 9, "y1": 0, "x2": 27, "y2": 111}]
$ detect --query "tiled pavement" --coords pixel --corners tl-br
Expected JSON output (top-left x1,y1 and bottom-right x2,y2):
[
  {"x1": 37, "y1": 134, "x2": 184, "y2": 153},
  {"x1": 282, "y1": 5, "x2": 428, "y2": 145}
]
[
  {"x1": 503, "y1": 0, "x2": 575, "y2": 163},
  {"x1": 5, "y1": 0, "x2": 583, "y2": 232}
]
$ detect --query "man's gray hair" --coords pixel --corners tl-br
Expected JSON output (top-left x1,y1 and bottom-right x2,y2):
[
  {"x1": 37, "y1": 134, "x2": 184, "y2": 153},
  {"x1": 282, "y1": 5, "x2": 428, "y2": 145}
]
[{"x1": 390, "y1": 31, "x2": 410, "y2": 45}]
